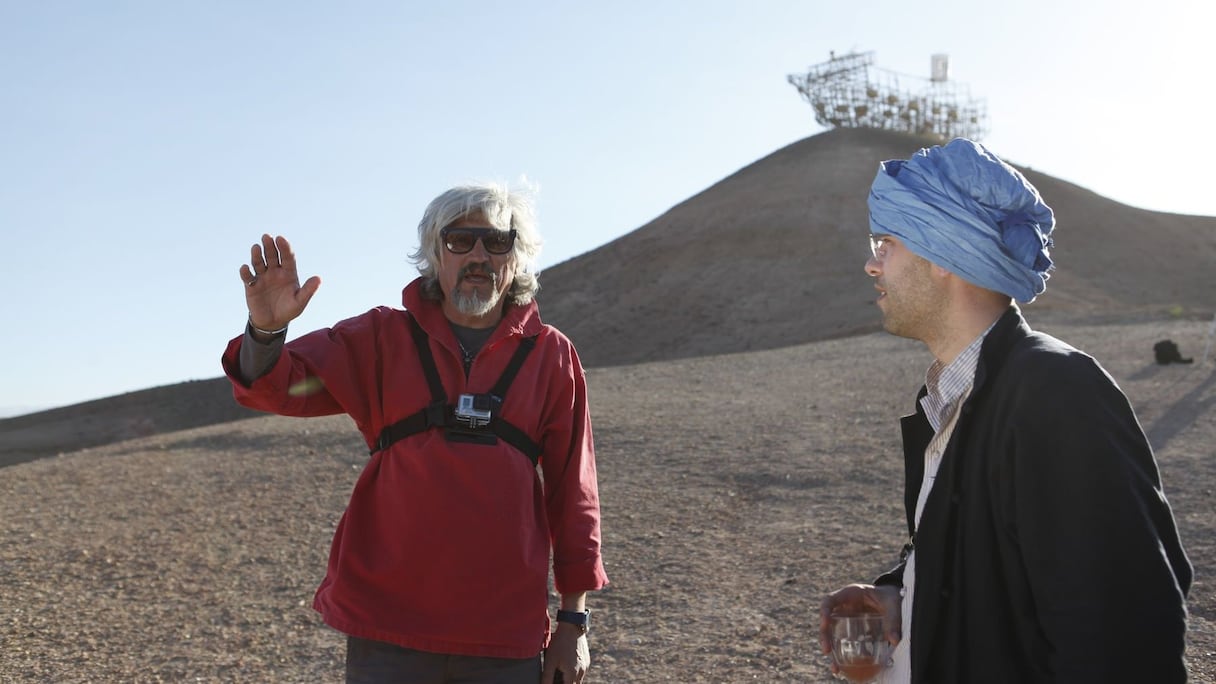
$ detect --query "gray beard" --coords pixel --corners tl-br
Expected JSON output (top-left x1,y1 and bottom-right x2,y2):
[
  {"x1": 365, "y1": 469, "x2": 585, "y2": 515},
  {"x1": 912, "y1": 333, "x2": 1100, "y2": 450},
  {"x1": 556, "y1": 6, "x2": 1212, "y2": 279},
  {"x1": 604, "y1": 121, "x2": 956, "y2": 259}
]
[{"x1": 452, "y1": 286, "x2": 500, "y2": 317}]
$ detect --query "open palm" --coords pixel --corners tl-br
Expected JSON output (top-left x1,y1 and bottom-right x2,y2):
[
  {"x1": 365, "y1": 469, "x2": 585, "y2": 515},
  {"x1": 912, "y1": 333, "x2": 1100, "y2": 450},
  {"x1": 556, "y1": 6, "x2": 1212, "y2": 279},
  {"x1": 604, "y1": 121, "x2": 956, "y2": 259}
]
[{"x1": 240, "y1": 234, "x2": 321, "y2": 331}]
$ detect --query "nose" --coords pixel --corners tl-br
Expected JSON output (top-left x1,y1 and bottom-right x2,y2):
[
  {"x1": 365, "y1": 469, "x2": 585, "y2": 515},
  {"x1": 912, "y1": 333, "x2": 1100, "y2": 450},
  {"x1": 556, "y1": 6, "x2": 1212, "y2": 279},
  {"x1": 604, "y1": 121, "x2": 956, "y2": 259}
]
[
  {"x1": 466, "y1": 236, "x2": 491, "y2": 259},
  {"x1": 865, "y1": 255, "x2": 882, "y2": 277}
]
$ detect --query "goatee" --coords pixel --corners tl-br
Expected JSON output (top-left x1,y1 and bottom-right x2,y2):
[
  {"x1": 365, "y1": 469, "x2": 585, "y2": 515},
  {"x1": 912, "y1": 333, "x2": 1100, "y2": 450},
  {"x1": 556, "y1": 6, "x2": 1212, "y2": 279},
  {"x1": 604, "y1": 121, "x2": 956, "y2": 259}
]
[{"x1": 452, "y1": 266, "x2": 500, "y2": 317}]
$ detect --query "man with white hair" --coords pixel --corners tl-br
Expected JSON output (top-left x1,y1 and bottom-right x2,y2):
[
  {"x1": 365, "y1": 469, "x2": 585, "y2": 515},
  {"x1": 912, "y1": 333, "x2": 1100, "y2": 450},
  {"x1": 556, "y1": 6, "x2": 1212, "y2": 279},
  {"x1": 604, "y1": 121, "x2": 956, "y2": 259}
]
[
  {"x1": 818, "y1": 139, "x2": 1191, "y2": 683},
  {"x1": 222, "y1": 183, "x2": 608, "y2": 684}
]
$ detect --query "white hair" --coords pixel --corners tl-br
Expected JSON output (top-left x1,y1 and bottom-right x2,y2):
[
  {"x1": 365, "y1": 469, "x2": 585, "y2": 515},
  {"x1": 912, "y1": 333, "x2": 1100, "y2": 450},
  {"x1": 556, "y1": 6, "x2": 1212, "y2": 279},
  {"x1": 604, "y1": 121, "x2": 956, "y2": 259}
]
[{"x1": 409, "y1": 181, "x2": 542, "y2": 305}]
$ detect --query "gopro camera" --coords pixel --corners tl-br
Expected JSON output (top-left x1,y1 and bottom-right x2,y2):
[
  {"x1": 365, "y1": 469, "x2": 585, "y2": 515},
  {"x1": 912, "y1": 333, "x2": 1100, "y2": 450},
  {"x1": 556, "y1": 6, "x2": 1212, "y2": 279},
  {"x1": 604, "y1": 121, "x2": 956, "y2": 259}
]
[{"x1": 454, "y1": 393, "x2": 493, "y2": 429}]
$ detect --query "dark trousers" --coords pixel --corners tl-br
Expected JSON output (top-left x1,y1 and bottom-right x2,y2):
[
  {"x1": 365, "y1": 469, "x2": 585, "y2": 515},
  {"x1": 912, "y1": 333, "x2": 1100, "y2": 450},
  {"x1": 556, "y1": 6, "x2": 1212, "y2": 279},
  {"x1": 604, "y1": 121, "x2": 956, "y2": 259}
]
[{"x1": 345, "y1": 636, "x2": 542, "y2": 684}]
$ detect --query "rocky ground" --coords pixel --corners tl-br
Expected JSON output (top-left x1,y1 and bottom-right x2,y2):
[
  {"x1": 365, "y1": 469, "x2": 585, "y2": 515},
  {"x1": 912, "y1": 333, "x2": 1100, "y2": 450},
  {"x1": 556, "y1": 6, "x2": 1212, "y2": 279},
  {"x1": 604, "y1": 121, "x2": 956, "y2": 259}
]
[{"x1": 2, "y1": 315, "x2": 1213, "y2": 682}]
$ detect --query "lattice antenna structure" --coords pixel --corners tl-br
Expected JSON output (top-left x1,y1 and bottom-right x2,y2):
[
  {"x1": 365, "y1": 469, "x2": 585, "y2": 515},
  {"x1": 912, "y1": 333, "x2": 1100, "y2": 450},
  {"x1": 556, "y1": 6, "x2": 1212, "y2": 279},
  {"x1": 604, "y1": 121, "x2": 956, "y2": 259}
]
[{"x1": 788, "y1": 51, "x2": 988, "y2": 141}]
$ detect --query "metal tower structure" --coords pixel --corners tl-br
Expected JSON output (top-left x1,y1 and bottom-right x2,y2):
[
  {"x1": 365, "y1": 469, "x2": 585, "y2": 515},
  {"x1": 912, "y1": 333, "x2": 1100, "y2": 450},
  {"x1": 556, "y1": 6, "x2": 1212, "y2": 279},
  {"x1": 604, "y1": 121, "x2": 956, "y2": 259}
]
[{"x1": 788, "y1": 51, "x2": 988, "y2": 141}]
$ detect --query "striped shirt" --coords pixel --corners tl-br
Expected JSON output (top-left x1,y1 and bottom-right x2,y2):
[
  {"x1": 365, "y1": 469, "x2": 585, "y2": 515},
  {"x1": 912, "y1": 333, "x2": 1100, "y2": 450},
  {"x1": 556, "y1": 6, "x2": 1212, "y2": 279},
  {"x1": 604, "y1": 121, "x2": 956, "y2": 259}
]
[
  {"x1": 919, "y1": 329, "x2": 988, "y2": 434},
  {"x1": 879, "y1": 324, "x2": 993, "y2": 684}
]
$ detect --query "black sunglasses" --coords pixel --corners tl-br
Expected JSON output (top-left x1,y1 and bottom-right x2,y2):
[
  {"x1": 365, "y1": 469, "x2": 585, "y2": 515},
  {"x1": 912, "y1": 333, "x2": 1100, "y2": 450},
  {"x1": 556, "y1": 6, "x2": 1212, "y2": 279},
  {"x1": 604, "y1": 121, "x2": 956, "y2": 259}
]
[{"x1": 440, "y1": 227, "x2": 517, "y2": 255}]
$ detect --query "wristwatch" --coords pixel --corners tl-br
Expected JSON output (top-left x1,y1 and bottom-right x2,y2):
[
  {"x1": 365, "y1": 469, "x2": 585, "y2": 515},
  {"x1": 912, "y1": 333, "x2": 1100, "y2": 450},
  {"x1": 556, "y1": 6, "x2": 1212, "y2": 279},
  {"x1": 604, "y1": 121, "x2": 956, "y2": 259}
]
[{"x1": 556, "y1": 609, "x2": 591, "y2": 635}]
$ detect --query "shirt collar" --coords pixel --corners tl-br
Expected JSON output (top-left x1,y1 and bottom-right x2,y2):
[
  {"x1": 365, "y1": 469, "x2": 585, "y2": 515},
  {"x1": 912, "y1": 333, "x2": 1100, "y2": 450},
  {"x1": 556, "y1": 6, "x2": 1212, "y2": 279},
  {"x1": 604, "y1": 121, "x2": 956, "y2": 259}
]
[{"x1": 919, "y1": 322, "x2": 996, "y2": 432}]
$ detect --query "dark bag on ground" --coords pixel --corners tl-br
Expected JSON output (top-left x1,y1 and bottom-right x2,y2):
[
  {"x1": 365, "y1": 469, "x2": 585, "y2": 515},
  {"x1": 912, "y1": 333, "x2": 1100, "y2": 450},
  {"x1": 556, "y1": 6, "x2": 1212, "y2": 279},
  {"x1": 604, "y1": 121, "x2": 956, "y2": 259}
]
[{"x1": 1154, "y1": 339, "x2": 1193, "y2": 365}]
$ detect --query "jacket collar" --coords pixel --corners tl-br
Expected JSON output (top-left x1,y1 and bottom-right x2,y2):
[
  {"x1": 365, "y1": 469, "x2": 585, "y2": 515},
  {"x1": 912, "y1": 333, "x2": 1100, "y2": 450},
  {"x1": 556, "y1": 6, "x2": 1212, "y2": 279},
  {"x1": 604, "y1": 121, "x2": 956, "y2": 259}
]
[{"x1": 971, "y1": 306, "x2": 1031, "y2": 398}]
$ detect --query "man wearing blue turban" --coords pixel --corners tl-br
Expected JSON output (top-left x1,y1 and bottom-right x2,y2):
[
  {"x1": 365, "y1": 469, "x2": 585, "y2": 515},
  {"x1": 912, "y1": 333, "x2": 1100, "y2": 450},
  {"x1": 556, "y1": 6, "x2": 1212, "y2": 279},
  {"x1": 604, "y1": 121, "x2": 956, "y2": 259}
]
[{"x1": 817, "y1": 139, "x2": 1191, "y2": 683}]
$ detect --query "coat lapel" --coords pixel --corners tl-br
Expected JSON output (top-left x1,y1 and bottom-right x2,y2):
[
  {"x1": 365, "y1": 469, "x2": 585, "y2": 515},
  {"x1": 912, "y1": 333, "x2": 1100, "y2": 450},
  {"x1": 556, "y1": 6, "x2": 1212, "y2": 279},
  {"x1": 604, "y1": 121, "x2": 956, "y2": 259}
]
[{"x1": 904, "y1": 306, "x2": 1026, "y2": 681}]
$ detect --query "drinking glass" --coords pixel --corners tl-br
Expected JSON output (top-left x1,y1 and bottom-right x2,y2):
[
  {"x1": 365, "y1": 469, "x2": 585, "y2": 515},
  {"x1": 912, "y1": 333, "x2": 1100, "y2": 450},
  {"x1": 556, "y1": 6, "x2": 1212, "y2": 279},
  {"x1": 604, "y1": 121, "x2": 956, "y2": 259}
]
[{"x1": 829, "y1": 613, "x2": 892, "y2": 683}]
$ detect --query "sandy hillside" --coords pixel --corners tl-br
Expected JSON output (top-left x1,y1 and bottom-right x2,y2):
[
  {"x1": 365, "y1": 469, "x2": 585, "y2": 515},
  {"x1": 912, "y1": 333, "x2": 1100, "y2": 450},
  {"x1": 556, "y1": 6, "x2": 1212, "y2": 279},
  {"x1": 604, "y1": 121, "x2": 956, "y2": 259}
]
[{"x1": 538, "y1": 128, "x2": 1216, "y2": 367}]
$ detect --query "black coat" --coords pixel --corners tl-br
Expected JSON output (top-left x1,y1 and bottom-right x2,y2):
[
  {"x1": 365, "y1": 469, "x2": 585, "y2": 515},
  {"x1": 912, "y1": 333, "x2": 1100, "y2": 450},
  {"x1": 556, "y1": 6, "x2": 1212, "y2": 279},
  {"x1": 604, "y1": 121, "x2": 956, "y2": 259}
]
[{"x1": 876, "y1": 308, "x2": 1192, "y2": 683}]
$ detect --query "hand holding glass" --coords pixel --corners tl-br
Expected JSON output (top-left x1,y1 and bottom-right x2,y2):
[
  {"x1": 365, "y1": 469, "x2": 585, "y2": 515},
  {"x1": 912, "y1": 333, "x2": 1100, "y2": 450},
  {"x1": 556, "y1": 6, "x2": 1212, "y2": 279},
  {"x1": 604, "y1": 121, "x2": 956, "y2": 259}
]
[{"x1": 829, "y1": 614, "x2": 892, "y2": 683}]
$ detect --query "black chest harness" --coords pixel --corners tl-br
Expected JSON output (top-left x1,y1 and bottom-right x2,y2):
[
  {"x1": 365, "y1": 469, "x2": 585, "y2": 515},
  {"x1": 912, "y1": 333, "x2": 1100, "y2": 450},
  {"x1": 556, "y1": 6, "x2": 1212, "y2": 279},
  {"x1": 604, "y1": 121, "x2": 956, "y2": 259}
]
[{"x1": 372, "y1": 316, "x2": 542, "y2": 466}]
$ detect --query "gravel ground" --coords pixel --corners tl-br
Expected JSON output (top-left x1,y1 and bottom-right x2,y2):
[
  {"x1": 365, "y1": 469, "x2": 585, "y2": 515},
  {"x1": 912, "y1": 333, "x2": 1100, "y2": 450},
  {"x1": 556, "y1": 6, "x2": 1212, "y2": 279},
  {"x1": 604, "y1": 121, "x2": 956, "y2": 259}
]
[{"x1": 2, "y1": 318, "x2": 1213, "y2": 682}]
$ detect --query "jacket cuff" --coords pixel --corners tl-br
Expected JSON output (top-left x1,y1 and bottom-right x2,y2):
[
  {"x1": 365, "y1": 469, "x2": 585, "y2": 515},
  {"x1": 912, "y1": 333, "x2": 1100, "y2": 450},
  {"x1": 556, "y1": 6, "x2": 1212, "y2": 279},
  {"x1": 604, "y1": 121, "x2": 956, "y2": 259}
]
[{"x1": 554, "y1": 558, "x2": 609, "y2": 595}]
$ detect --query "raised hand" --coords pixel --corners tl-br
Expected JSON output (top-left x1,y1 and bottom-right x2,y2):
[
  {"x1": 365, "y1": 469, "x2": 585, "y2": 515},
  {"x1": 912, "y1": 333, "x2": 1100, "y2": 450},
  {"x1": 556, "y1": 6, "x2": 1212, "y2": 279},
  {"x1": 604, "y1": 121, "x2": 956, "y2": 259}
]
[{"x1": 240, "y1": 234, "x2": 321, "y2": 333}]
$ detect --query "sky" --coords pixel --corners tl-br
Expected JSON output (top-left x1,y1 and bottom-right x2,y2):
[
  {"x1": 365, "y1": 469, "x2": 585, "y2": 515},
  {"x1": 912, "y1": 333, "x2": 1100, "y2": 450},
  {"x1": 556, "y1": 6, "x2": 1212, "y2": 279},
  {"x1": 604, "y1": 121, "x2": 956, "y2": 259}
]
[{"x1": 2, "y1": 0, "x2": 1214, "y2": 417}]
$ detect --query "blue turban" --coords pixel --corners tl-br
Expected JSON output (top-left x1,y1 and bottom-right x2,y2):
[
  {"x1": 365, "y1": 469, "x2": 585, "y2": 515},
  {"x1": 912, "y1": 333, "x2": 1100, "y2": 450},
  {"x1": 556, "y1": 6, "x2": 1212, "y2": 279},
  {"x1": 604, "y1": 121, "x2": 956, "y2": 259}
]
[{"x1": 868, "y1": 138, "x2": 1055, "y2": 303}]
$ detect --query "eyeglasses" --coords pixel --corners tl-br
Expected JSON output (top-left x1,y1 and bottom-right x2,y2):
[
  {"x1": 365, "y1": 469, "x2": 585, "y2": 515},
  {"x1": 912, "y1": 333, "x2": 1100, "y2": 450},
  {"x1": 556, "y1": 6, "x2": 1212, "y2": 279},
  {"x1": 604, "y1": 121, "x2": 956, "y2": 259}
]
[
  {"x1": 869, "y1": 234, "x2": 893, "y2": 260},
  {"x1": 440, "y1": 227, "x2": 517, "y2": 255}
]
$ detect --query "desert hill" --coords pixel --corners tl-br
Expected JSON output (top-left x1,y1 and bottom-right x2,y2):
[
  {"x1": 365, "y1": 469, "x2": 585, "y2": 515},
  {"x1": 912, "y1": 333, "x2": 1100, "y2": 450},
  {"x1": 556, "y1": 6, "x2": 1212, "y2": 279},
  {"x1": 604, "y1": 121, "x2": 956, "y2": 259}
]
[
  {"x1": 0, "y1": 378, "x2": 259, "y2": 468},
  {"x1": 537, "y1": 127, "x2": 1216, "y2": 366},
  {"x1": 3, "y1": 127, "x2": 1213, "y2": 462}
]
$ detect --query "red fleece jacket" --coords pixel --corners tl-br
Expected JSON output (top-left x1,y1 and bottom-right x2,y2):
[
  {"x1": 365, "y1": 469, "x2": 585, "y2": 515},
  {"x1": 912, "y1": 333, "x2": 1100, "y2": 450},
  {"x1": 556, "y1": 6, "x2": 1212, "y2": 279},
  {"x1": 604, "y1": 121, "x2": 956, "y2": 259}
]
[{"x1": 222, "y1": 278, "x2": 607, "y2": 658}]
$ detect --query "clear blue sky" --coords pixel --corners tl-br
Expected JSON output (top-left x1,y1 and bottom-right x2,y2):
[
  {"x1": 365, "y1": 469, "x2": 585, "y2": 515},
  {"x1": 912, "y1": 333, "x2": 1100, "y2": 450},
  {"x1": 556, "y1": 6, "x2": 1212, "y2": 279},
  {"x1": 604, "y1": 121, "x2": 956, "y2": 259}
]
[{"x1": 2, "y1": 0, "x2": 1213, "y2": 416}]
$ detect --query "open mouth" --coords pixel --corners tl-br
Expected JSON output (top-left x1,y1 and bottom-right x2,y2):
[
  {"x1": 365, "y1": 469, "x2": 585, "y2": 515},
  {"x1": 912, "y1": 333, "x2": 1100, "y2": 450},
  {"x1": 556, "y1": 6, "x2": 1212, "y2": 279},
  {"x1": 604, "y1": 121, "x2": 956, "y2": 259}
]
[{"x1": 460, "y1": 269, "x2": 494, "y2": 286}]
